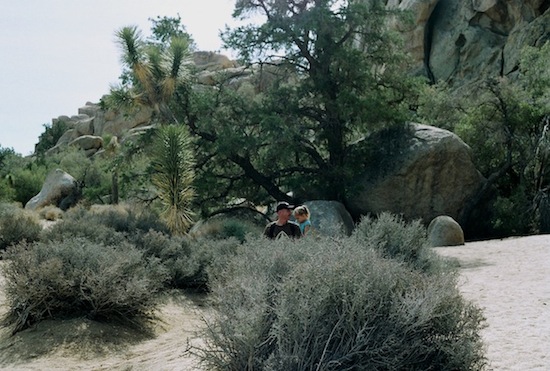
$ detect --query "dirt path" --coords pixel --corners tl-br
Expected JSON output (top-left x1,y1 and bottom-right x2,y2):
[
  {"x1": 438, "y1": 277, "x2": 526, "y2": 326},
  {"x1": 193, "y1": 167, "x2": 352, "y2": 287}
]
[
  {"x1": 435, "y1": 235, "x2": 550, "y2": 370},
  {"x1": 0, "y1": 271, "x2": 207, "y2": 370}
]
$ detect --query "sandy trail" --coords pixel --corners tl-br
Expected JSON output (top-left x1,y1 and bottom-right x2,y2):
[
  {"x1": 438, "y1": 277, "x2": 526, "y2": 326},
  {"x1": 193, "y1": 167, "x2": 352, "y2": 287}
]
[
  {"x1": 0, "y1": 283, "x2": 208, "y2": 370},
  {"x1": 0, "y1": 235, "x2": 548, "y2": 370},
  {"x1": 435, "y1": 235, "x2": 550, "y2": 371}
]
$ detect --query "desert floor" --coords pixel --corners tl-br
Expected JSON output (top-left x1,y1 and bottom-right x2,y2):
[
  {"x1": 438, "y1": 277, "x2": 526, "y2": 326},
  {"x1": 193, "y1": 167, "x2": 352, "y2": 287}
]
[
  {"x1": 0, "y1": 235, "x2": 549, "y2": 370},
  {"x1": 434, "y1": 235, "x2": 549, "y2": 371}
]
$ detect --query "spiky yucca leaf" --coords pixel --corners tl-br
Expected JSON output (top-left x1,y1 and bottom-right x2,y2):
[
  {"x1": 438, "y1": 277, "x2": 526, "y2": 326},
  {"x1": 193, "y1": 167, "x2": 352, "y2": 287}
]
[
  {"x1": 116, "y1": 26, "x2": 143, "y2": 67},
  {"x1": 161, "y1": 37, "x2": 191, "y2": 100},
  {"x1": 151, "y1": 125, "x2": 195, "y2": 234},
  {"x1": 115, "y1": 26, "x2": 155, "y2": 103}
]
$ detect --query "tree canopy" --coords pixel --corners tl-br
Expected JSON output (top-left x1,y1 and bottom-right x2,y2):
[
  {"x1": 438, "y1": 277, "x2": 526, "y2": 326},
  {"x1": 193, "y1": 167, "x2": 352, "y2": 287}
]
[{"x1": 184, "y1": 0, "x2": 421, "y2": 211}]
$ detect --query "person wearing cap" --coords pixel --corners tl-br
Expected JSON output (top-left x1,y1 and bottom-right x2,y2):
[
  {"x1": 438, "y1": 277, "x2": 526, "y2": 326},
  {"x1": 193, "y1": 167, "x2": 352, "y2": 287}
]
[{"x1": 264, "y1": 201, "x2": 302, "y2": 239}]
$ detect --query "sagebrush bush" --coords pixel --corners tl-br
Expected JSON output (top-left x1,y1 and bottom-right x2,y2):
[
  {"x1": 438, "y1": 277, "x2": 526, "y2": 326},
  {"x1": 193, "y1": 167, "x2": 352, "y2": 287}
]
[
  {"x1": 0, "y1": 204, "x2": 42, "y2": 250},
  {"x1": 190, "y1": 217, "x2": 262, "y2": 243},
  {"x1": 88, "y1": 203, "x2": 171, "y2": 234},
  {"x1": 198, "y1": 234, "x2": 486, "y2": 370},
  {"x1": 40, "y1": 204, "x2": 170, "y2": 246},
  {"x1": 40, "y1": 215, "x2": 127, "y2": 246},
  {"x1": 38, "y1": 203, "x2": 237, "y2": 290},
  {"x1": 130, "y1": 230, "x2": 241, "y2": 289},
  {"x1": 1, "y1": 237, "x2": 168, "y2": 334},
  {"x1": 38, "y1": 205, "x2": 64, "y2": 221},
  {"x1": 354, "y1": 212, "x2": 442, "y2": 273}
]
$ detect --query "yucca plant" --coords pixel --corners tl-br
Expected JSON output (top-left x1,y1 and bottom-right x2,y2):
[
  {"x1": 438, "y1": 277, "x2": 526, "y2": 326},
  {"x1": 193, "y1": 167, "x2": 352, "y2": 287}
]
[
  {"x1": 102, "y1": 25, "x2": 193, "y2": 204},
  {"x1": 151, "y1": 125, "x2": 195, "y2": 234},
  {"x1": 109, "y1": 25, "x2": 192, "y2": 124}
]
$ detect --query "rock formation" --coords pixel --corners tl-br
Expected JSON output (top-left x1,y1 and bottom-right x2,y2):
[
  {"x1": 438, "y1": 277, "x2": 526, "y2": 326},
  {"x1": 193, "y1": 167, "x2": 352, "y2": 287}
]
[
  {"x1": 346, "y1": 123, "x2": 485, "y2": 224},
  {"x1": 25, "y1": 169, "x2": 77, "y2": 211},
  {"x1": 388, "y1": 0, "x2": 549, "y2": 84},
  {"x1": 427, "y1": 215, "x2": 465, "y2": 246},
  {"x1": 304, "y1": 200, "x2": 355, "y2": 236}
]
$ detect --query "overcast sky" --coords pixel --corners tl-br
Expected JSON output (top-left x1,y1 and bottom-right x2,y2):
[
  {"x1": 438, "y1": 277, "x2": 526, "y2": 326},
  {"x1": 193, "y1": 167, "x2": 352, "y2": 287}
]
[{"x1": 0, "y1": 0, "x2": 244, "y2": 155}]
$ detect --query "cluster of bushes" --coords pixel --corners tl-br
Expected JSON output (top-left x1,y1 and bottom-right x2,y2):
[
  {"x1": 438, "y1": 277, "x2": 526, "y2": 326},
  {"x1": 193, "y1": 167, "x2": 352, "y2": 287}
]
[
  {"x1": 197, "y1": 215, "x2": 486, "y2": 370},
  {"x1": 2, "y1": 238, "x2": 168, "y2": 334},
  {"x1": 0, "y1": 202, "x2": 245, "y2": 334},
  {"x1": 0, "y1": 203, "x2": 486, "y2": 369}
]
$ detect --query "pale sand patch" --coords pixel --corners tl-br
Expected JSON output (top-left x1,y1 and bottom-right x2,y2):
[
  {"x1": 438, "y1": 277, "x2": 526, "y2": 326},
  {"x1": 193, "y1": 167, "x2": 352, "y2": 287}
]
[
  {"x1": 435, "y1": 235, "x2": 550, "y2": 371},
  {"x1": 0, "y1": 269, "x2": 208, "y2": 370},
  {"x1": 0, "y1": 236, "x2": 548, "y2": 370}
]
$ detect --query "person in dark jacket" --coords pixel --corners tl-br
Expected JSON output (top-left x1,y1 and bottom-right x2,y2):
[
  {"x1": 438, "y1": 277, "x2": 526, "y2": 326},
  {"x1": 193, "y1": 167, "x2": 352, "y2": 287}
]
[{"x1": 264, "y1": 201, "x2": 302, "y2": 239}]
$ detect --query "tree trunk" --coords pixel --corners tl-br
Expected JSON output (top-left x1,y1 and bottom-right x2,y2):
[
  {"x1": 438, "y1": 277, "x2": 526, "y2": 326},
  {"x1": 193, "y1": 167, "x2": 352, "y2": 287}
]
[{"x1": 111, "y1": 170, "x2": 119, "y2": 204}]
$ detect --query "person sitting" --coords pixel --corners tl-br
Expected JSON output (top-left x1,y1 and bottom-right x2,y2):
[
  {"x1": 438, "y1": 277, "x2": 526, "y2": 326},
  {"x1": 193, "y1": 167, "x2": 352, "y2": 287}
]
[
  {"x1": 264, "y1": 201, "x2": 302, "y2": 239},
  {"x1": 293, "y1": 205, "x2": 312, "y2": 236}
]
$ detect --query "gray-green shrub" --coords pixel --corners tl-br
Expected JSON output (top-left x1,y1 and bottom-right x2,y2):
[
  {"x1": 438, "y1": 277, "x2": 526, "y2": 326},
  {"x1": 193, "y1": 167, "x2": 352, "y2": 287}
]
[
  {"x1": 40, "y1": 204, "x2": 170, "y2": 246},
  {"x1": 354, "y1": 212, "x2": 441, "y2": 273},
  {"x1": 40, "y1": 215, "x2": 127, "y2": 246},
  {"x1": 130, "y1": 230, "x2": 241, "y2": 289},
  {"x1": 0, "y1": 204, "x2": 42, "y2": 250},
  {"x1": 87, "y1": 204, "x2": 171, "y2": 235},
  {"x1": 1, "y1": 237, "x2": 168, "y2": 334},
  {"x1": 198, "y1": 233, "x2": 486, "y2": 370},
  {"x1": 39, "y1": 204, "x2": 237, "y2": 290},
  {"x1": 190, "y1": 218, "x2": 262, "y2": 243}
]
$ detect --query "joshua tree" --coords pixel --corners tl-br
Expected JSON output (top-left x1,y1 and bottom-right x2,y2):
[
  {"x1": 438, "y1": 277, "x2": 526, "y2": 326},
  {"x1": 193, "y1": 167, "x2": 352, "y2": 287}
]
[{"x1": 109, "y1": 25, "x2": 192, "y2": 125}]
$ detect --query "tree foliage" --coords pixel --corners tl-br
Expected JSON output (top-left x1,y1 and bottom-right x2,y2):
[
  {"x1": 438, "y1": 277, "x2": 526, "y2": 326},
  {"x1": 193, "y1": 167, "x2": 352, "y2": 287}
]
[
  {"x1": 35, "y1": 120, "x2": 69, "y2": 156},
  {"x1": 148, "y1": 15, "x2": 196, "y2": 50},
  {"x1": 107, "y1": 22, "x2": 193, "y2": 124},
  {"x1": 182, "y1": 0, "x2": 421, "y2": 212},
  {"x1": 417, "y1": 42, "x2": 550, "y2": 237}
]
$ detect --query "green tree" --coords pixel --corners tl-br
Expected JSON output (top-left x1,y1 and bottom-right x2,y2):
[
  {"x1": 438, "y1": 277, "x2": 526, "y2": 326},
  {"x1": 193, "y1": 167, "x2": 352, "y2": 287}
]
[
  {"x1": 151, "y1": 125, "x2": 195, "y2": 234},
  {"x1": 418, "y1": 42, "x2": 550, "y2": 236},
  {"x1": 188, "y1": 0, "x2": 419, "y2": 207},
  {"x1": 103, "y1": 18, "x2": 194, "y2": 205},
  {"x1": 35, "y1": 119, "x2": 69, "y2": 156},
  {"x1": 148, "y1": 15, "x2": 196, "y2": 50}
]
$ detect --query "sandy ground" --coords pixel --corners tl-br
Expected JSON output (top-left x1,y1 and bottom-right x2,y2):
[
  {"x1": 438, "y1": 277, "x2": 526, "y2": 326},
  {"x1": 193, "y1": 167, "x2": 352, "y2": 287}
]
[
  {"x1": 0, "y1": 235, "x2": 548, "y2": 370},
  {"x1": 0, "y1": 282, "x2": 208, "y2": 371},
  {"x1": 435, "y1": 235, "x2": 550, "y2": 371}
]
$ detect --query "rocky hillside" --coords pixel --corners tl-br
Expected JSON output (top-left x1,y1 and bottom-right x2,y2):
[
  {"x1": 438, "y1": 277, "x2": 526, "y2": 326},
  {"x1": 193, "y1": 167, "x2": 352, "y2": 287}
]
[{"x1": 392, "y1": 0, "x2": 549, "y2": 84}]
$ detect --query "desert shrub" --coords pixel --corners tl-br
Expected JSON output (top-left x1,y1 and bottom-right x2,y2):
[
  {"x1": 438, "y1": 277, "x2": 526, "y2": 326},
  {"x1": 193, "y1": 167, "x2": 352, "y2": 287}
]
[
  {"x1": 190, "y1": 218, "x2": 262, "y2": 243},
  {"x1": 1, "y1": 237, "x2": 168, "y2": 334},
  {"x1": 40, "y1": 215, "x2": 127, "y2": 246},
  {"x1": 35, "y1": 119, "x2": 69, "y2": 156},
  {"x1": 131, "y1": 230, "x2": 198, "y2": 288},
  {"x1": 491, "y1": 190, "x2": 532, "y2": 237},
  {"x1": 9, "y1": 166, "x2": 47, "y2": 205},
  {"x1": 0, "y1": 204, "x2": 42, "y2": 250},
  {"x1": 198, "y1": 235, "x2": 486, "y2": 370},
  {"x1": 130, "y1": 230, "x2": 241, "y2": 289},
  {"x1": 354, "y1": 212, "x2": 441, "y2": 273},
  {"x1": 0, "y1": 178, "x2": 15, "y2": 201},
  {"x1": 88, "y1": 203, "x2": 170, "y2": 235},
  {"x1": 41, "y1": 204, "x2": 170, "y2": 245},
  {"x1": 38, "y1": 205, "x2": 64, "y2": 221}
]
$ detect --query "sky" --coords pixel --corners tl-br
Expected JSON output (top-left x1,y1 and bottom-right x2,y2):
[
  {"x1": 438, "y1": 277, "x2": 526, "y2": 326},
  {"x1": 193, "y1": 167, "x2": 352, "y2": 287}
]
[{"x1": 0, "y1": 0, "x2": 245, "y2": 155}]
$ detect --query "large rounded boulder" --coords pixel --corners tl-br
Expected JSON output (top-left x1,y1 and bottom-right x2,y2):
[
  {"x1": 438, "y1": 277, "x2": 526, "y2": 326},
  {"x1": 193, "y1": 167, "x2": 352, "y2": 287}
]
[
  {"x1": 346, "y1": 123, "x2": 485, "y2": 224},
  {"x1": 303, "y1": 200, "x2": 355, "y2": 237},
  {"x1": 427, "y1": 215, "x2": 465, "y2": 247},
  {"x1": 25, "y1": 169, "x2": 78, "y2": 211}
]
